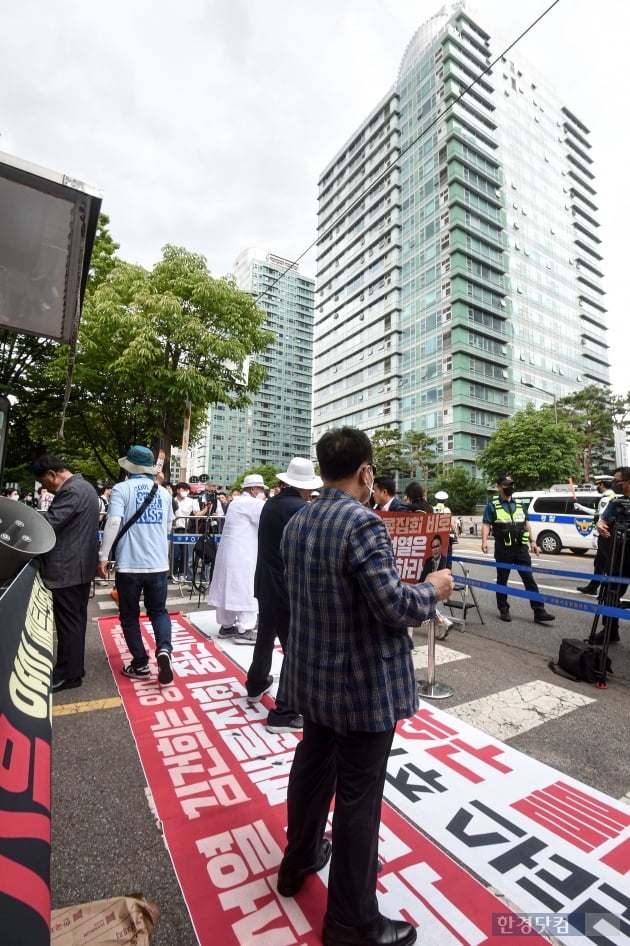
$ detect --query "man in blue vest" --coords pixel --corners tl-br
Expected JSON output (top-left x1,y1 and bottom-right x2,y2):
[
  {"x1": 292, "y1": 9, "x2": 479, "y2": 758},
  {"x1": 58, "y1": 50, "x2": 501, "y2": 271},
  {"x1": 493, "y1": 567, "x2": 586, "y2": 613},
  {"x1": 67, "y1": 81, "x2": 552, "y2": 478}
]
[{"x1": 481, "y1": 475, "x2": 555, "y2": 624}]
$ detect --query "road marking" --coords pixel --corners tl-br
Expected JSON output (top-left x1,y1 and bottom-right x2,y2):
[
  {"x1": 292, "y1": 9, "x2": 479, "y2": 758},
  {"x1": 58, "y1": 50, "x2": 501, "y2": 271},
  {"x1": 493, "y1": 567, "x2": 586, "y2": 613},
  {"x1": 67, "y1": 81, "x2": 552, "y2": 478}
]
[
  {"x1": 53, "y1": 696, "x2": 122, "y2": 717},
  {"x1": 411, "y1": 642, "x2": 471, "y2": 670},
  {"x1": 447, "y1": 680, "x2": 595, "y2": 742}
]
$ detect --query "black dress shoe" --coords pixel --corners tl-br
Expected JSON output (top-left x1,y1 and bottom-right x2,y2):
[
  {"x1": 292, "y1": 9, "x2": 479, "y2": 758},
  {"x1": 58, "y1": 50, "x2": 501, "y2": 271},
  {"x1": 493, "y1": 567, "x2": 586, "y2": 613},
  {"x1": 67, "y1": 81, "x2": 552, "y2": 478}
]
[
  {"x1": 577, "y1": 584, "x2": 599, "y2": 595},
  {"x1": 499, "y1": 610, "x2": 511, "y2": 622},
  {"x1": 51, "y1": 677, "x2": 83, "y2": 693},
  {"x1": 534, "y1": 610, "x2": 555, "y2": 623},
  {"x1": 277, "y1": 839, "x2": 331, "y2": 897},
  {"x1": 322, "y1": 913, "x2": 417, "y2": 946},
  {"x1": 592, "y1": 630, "x2": 620, "y2": 644}
]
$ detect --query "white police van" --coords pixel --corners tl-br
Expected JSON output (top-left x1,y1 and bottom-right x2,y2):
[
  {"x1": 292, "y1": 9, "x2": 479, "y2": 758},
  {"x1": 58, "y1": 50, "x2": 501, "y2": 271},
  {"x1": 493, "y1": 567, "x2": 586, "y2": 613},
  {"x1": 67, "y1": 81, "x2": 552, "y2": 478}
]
[{"x1": 512, "y1": 486, "x2": 598, "y2": 555}]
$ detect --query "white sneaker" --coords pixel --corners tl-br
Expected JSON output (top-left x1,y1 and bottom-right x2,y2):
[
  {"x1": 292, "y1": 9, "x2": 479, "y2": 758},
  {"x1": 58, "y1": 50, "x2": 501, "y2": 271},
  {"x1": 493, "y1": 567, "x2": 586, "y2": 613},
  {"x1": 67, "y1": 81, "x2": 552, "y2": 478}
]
[
  {"x1": 234, "y1": 628, "x2": 257, "y2": 644},
  {"x1": 435, "y1": 615, "x2": 453, "y2": 640}
]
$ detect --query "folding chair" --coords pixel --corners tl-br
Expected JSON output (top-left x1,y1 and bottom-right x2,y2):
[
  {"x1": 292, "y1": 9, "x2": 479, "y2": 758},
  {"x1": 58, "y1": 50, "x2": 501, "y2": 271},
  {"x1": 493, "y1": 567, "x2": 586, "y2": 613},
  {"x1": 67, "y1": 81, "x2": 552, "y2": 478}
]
[{"x1": 445, "y1": 559, "x2": 484, "y2": 630}]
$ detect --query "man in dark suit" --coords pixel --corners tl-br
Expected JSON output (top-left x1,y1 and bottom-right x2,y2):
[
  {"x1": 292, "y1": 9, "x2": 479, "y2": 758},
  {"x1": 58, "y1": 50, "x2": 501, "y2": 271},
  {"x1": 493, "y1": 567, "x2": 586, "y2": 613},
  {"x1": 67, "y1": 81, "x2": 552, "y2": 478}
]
[
  {"x1": 275, "y1": 427, "x2": 453, "y2": 946},
  {"x1": 372, "y1": 474, "x2": 407, "y2": 511},
  {"x1": 244, "y1": 457, "x2": 323, "y2": 732},
  {"x1": 31, "y1": 455, "x2": 100, "y2": 693}
]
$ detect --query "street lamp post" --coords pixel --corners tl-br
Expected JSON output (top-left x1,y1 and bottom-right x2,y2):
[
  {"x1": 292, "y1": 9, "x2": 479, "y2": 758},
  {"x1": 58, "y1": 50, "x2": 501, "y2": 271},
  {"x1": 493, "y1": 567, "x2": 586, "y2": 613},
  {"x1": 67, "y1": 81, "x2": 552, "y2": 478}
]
[{"x1": 522, "y1": 381, "x2": 558, "y2": 424}]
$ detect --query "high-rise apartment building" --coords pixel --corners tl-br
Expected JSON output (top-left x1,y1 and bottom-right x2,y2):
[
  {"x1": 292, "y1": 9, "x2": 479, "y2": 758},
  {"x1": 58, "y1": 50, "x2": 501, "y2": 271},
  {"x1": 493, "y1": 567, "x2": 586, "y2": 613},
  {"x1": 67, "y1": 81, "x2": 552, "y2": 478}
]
[
  {"x1": 188, "y1": 248, "x2": 315, "y2": 487},
  {"x1": 313, "y1": 3, "x2": 609, "y2": 473}
]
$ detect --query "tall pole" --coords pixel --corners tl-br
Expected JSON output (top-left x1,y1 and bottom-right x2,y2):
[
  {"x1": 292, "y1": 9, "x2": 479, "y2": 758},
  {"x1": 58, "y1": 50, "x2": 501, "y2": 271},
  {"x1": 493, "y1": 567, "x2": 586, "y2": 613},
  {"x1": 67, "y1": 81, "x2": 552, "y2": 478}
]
[{"x1": 179, "y1": 400, "x2": 192, "y2": 482}]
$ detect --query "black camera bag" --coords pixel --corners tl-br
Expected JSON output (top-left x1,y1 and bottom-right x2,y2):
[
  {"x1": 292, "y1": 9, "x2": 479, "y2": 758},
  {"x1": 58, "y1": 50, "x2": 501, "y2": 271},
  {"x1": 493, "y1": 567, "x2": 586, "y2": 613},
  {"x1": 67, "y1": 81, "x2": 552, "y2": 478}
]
[{"x1": 549, "y1": 638, "x2": 612, "y2": 684}]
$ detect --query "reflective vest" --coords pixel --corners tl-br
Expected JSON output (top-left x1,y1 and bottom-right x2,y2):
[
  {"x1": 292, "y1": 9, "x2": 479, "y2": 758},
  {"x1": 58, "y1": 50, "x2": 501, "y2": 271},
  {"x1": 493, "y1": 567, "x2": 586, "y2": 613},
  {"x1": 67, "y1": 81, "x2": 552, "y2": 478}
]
[{"x1": 492, "y1": 496, "x2": 529, "y2": 546}]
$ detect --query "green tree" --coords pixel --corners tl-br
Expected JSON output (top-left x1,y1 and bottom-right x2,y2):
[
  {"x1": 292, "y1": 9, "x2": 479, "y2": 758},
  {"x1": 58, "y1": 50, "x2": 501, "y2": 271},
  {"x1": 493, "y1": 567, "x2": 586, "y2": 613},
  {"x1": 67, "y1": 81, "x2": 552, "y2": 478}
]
[
  {"x1": 3, "y1": 213, "x2": 122, "y2": 485},
  {"x1": 476, "y1": 404, "x2": 580, "y2": 489},
  {"x1": 233, "y1": 464, "x2": 283, "y2": 492},
  {"x1": 403, "y1": 430, "x2": 439, "y2": 493},
  {"x1": 557, "y1": 383, "x2": 615, "y2": 481},
  {"x1": 31, "y1": 244, "x2": 274, "y2": 482},
  {"x1": 433, "y1": 467, "x2": 487, "y2": 514},
  {"x1": 371, "y1": 428, "x2": 405, "y2": 477}
]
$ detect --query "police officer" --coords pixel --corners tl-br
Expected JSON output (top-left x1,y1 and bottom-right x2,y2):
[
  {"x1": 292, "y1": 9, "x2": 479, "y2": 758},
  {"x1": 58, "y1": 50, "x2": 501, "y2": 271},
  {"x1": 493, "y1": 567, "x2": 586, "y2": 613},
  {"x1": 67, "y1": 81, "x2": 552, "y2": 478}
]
[
  {"x1": 481, "y1": 475, "x2": 555, "y2": 624},
  {"x1": 575, "y1": 475, "x2": 616, "y2": 595}
]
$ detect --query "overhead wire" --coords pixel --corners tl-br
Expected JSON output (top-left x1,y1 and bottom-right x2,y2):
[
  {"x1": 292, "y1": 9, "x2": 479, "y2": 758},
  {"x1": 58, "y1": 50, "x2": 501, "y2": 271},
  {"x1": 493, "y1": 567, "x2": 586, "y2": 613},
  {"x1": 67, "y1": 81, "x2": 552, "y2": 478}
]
[{"x1": 253, "y1": 0, "x2": 562, "y2": 306}]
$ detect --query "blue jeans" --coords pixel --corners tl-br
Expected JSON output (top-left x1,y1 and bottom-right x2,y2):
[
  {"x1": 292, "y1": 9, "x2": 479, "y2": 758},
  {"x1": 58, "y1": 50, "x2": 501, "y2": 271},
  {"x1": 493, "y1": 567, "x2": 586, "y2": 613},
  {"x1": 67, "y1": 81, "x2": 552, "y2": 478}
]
[{"x1": 116, "y1": 571, "x2": 172, "y2": 668}]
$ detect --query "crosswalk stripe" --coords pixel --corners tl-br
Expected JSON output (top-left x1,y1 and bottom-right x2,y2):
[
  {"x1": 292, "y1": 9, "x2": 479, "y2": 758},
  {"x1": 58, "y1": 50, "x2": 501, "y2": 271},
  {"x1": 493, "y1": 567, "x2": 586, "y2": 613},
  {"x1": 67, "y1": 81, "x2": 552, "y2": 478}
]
[
  {"x1": 446, "y1": 680, "x2": 595, "y2": 742},
  {"x1": 411, "y1": 642, "x2": 471, "y2": 669}
]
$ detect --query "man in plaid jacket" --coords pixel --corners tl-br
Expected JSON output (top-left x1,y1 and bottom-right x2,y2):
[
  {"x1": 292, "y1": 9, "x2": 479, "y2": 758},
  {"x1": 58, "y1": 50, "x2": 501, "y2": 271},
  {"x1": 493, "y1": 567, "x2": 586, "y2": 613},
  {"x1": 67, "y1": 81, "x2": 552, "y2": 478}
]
[{"x1": 276, "y1": 427, "x2": 453, "y2": 946}]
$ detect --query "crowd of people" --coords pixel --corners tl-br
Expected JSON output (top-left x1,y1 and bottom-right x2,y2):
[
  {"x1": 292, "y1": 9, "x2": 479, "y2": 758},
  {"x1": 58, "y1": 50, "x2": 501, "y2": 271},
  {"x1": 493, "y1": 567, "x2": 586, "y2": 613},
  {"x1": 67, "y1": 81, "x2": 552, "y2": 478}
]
[{"x1": 17, "y1": 435, "x2": 630, "y2": 946}]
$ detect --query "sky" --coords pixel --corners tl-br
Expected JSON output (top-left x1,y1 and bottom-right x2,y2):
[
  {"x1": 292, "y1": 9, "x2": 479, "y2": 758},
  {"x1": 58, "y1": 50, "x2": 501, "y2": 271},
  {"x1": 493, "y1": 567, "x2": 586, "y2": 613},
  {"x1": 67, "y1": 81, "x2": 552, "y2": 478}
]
[{"x1": 1, "y1": 0, "x2": 628, "y2": 393}]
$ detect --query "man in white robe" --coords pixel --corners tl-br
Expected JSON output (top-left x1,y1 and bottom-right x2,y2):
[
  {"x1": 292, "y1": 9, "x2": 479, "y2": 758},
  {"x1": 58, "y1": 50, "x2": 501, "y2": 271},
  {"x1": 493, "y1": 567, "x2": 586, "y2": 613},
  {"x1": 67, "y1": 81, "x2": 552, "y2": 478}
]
[{"x1": 207, "y1": 473, "x2": 266, "y2": 643}]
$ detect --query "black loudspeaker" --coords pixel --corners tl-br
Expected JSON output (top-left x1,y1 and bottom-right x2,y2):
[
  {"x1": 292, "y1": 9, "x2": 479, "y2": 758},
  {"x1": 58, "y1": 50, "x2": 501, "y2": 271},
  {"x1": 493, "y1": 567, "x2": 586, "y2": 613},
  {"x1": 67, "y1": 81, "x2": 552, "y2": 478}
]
[{"x1": 0, "y1": 496, "x2": 56, "y2": 583}]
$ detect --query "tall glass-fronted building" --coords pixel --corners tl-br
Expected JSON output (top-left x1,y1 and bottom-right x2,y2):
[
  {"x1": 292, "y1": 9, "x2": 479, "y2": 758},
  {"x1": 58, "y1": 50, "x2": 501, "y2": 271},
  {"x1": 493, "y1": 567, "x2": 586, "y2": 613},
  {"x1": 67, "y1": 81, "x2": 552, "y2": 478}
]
[
  {"x1": 313, "y1": 3, "x2": 609, "y2": 473},
  {"x1": 190, "y1": 248, "x2": 315, "y2": 487}
]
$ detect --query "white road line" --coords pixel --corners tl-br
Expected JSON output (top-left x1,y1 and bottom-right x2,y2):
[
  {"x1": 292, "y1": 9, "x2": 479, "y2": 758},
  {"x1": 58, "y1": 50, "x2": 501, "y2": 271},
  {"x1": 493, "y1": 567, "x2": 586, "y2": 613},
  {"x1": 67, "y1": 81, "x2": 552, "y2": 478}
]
[
  {"x1": 411, "y1": 643, "x2": 471, "y2": 670},
  {"x1": 447, "y1": 680, "x2": 595, "y2": 742}
]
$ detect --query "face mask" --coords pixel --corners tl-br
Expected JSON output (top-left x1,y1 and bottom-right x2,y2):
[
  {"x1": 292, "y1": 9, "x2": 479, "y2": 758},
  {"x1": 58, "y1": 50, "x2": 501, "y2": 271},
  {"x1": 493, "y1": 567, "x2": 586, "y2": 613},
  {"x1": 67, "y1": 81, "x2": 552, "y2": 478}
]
[
  {"x1": 503, "y1": 486, "x2": 514, "y2": 497},
  {"x1": 613, "y1": 481, "x2": 624, "y2": 494}
]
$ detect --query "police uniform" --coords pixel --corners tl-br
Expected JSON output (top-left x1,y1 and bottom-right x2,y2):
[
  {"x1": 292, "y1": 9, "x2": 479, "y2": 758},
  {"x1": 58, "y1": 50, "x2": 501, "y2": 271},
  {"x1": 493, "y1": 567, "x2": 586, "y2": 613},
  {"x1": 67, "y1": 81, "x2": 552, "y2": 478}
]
[{"x1": 482, "y1": 484, "x2": 554, "y2": 623}]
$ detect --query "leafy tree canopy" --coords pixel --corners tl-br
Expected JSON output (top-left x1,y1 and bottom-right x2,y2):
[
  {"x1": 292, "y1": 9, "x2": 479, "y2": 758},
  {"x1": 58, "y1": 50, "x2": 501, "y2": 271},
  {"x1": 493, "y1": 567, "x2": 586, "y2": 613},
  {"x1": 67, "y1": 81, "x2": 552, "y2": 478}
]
[
  {"x1": 556, "y1": 383, "x2": 616, "y2": 480},
  {"x1": 371, "y1": 428, "x2": 405, "y2": 477},
  {"x1": 230, "y1": 464, "x2": 284, "y2": 493},
  {"x1": 476, "y1": 404, "x2": 580, "y2": 490},
  {"x1": 31, "y1": 244, "x2": 274, "y2": 483},
  {"x1": 432, "y1": 467, "x2": 487, "y2": 514}
]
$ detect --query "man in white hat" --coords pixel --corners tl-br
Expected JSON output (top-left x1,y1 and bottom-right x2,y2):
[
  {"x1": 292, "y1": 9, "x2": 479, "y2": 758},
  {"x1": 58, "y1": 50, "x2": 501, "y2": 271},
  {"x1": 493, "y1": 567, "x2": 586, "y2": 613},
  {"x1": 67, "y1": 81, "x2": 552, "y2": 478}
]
[
  {"x1": 433, "y1": 490, "x2": 457, "y2": 562},
  {"x1": 207, "y1": 473, "x2": 267, "y2": 643},
  {"x1": 245, "y1": 458, "x2": 323, "y2": 732}
]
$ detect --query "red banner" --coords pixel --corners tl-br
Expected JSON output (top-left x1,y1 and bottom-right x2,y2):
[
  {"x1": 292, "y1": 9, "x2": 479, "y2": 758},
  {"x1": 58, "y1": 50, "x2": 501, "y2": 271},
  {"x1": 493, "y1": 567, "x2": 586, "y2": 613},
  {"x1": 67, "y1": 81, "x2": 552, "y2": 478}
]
[
  {"x1": 377, "y1": 512, "x2": 452, "y2": 582},
  {"x1": 98, "y1": 613, "x2": 548, "y2": 945}
]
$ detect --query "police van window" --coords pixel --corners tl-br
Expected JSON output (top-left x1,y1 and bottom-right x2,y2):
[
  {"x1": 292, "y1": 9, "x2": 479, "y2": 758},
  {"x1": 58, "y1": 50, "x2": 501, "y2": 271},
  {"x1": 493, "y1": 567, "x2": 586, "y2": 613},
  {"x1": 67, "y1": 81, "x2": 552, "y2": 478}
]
[{"x1": 534, "y1": 498, "x2": 569, "y2": 515}]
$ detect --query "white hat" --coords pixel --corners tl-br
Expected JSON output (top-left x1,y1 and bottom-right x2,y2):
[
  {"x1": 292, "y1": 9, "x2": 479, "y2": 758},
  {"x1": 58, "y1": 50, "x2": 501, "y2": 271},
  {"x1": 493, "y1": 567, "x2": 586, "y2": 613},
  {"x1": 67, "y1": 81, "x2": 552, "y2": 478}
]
[
  {"x1": 242, "y1": 474, "x2": 266, "y2": 489},
  {"x1": 434, "y1": 490, "x2": 449, "y2": 501},
  {"x1": 277, "y1": 457, "x2": 323, "y2": 490}
]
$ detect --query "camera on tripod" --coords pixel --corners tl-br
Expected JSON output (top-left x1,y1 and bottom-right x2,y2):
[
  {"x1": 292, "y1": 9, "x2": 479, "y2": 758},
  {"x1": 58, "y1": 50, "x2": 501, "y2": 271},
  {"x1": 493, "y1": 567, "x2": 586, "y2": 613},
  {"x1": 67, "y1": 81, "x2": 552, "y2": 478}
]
[{"x1": 610, "y1": 497, "x2": 630, "y2": 532}]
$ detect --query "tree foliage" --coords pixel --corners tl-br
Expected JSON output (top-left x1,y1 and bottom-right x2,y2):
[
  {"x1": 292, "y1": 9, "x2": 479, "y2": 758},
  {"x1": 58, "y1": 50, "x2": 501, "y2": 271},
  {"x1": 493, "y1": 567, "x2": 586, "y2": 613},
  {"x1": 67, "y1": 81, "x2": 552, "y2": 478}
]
[
  {"x1": 476, "y1": 404, "x2": 581, "y2": 489},
  {"x1": 433, "y1": 467, "x2": 487, "y2": 514},
  {"x1": 556, "y1": 383, "x2": 616, "y2": 480},
  {"x1": 403, "y1": 430, "x2": 440, "y2": 492},
  {"x1": 371, "y1": 428, "x2": 405, "y2": 476},
  {"x1": 370, "y1": 427, "x2": 441, "y2": 493},
  {"x1": 32, "y1": 244, "x2": 274, "y2": 482}
]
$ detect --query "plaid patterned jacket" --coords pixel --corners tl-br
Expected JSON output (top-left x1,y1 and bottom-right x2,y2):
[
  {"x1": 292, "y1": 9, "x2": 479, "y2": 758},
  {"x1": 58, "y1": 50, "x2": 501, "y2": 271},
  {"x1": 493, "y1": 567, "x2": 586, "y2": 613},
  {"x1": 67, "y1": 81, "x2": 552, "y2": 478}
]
[{"x1": 278, "y1": 487, "x2": 438, "y2": 733}]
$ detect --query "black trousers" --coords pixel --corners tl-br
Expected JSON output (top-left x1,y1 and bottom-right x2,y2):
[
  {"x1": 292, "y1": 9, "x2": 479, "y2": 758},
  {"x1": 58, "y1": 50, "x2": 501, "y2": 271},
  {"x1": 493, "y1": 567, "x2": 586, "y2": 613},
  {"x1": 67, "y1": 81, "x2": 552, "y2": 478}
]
[
  {"x1": 245, "y1": 596, "x2": 296, "y2": 722},
  {"x1": 495, "y1": 544, "x2": 544, "y2": 613},
  {"x1": 282, "y1": 719, "x2": 395, "y2": 926},
  {"x1": 51, "y1": 582, "x2": 92, "y2": 681},
  {"x1": 592, "y1": 534, "x2": 612, "y2": 584}
]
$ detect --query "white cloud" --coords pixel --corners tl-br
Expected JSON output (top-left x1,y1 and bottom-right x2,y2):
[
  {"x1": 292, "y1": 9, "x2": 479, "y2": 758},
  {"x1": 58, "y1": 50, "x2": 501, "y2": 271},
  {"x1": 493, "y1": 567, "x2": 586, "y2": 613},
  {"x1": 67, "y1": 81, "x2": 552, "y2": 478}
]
[{"x1": 1, "y1": 0, "x2": 627, "y2": 391}]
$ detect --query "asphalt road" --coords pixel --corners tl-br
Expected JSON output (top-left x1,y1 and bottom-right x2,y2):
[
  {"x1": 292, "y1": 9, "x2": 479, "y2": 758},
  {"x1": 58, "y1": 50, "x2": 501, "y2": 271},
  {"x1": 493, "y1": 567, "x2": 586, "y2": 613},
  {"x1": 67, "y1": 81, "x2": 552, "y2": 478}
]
[{"x1": 50, "y1": 539, "x2": 630, "y2": 945}]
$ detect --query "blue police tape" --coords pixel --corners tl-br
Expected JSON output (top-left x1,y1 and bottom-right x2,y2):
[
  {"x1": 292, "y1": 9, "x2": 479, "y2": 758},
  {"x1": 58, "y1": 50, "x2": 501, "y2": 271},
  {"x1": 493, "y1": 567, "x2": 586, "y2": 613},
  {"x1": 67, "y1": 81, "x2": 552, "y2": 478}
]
[
  {"x1": 170, "y1": 534, "x2": 220, "y2": 544},
  {"x1": 454, "y1": 554, "x2": 628, "y2": 586},
  {"x1": 450, "y1": 555, "x2": 629, "y2": 621},
  {"x1": 99, "y1": 532, "x2": 219, "y2": 544}
]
